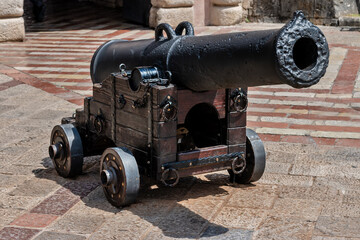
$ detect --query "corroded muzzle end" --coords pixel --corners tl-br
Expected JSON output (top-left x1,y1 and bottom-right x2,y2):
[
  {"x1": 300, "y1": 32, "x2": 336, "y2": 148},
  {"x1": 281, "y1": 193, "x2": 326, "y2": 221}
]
[{"x1": 276, "y1": 11, "x2": 329, "y2": 88}]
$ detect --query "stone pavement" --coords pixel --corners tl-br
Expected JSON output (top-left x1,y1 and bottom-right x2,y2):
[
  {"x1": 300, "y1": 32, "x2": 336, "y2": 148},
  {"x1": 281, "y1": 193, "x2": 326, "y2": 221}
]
[
  {"x1": 0, "y1": 0, "x2": 359, "y2": 239},
  {"x1": 0, "y1": 78, "x2": 360, "y2": 239}
]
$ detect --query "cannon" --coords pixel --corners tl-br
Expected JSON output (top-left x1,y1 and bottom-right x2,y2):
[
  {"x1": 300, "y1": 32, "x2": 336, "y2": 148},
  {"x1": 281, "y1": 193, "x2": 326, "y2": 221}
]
[{"x1": 49, "y1": 11, "x2": 329, "y2": 207}]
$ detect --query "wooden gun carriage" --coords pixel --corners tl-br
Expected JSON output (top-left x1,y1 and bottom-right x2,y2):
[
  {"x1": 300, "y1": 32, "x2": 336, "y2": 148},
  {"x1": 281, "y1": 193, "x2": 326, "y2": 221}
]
[{"x1": 49, "y1": 11, "x2": 329, "y2": 207}]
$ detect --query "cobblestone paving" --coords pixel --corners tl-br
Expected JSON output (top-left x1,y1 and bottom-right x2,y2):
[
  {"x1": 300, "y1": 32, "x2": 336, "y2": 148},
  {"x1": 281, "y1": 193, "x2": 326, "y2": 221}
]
[
  {"x1": 0, "y1": 0, "x2": 359, "y2": 239},
  {"x1": 0, "y1": 80, "x2": 359, "y2": 239}
]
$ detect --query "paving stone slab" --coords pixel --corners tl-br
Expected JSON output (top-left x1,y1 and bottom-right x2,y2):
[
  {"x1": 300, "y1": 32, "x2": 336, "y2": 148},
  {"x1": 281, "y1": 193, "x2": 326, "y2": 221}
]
[
  {"x1": 34, "y1": 231, "x2": 86, "y2": 240},
  {"x1": 71, "y1": 186, "x2": 119, "y2": 215},
  {"x1": 9, "y1": 178, "x2": 60, "y2": 197},
  {"x1": 179, "y1": 198, "x2": 224, "y2": 220},
  {"x1": 143, "y1": 231, "x2": 194, "y2": 240},
  {"x1": 312, "y1": 236, "x2": 360, "y2": 240},
  {"x1": 10, "y1": 213, "x2": 58, "y2": 228},
  {"x1": 201, "y1": 226, "x2": 253, "y2": 240},
  {"x1": 278, "y1": 185, "x2": 343, "y2": 203},
  {"x1": 48, "y1": 212, "x2": 105, "y2": 235},
  {"x1": 0, "y1": 209, "x2": 25, "y2": 227},
  {"x1": 0, "y1": 74, "x2": 13, "y2": 84},
  {"x1": 227, "y1": 184, "x2": 278, "y2": 209},
  {"x1": 213, "y1": 207, "x2": 267, "y2": 229},
  {"x1": 183, "y1": 181, "x2": 233, "y2": 201},
  {"x1": 0, "y1": 174, "x2": 30, "y2": 190},
  {"x1": 321, "y1": 202, "x2": 360, "y2": 218},
  {"x1": 343, "y1": 189, "x2": 360, "y2": 204},
  {"x1": 270, "y1": 198, "x2": 323, "y2": 221},
  {"x1": 258, "y1": 173, "x2": 314, "y2": 187},
  {"x1": 126, "y1": 199, "x2": 177, "y2": 223},
  {"x1": 264, "y1": 150, "x2": 298, "y2": 164},
  {"x1": 30, "y1": 191, "x2": 80, "y2": 215},
  {"x1": 57, "y1": 181, "x2": 99, "y2": 198},
  {"x1": 155, "y1": 200, "x2": 221, "y2": 237},
  {"x1": 253, "y1": 216, "x2": 315, "y2": 240},
  {"x1": 88, "y1": 212, "x2": 153, "y2": 240},
  {"x1": 314, "y1": 216, "x2": 360, "y2": 238},
  {"x1": 0, "y1": 104, "x2": 17, "y2": 115},
  {"x1": 0, "y1": 227, "x2": 40, "y2": 240},
  {"x1": 264, "y1": 161, "x2": 292, "y2": 174},
  {"x1": 0, "y1": 194, "x2": 42, "y2": 211}
]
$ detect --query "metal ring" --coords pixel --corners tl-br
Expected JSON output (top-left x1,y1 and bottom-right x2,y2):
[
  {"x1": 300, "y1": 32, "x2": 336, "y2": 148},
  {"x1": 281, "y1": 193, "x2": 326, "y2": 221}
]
[
  {"x1": 231, "y1": 156, "x2": 246, "y2": 175},
  {"x1": 161, "y1": 168, "x2": 180, "y2": 187},
  {"x1": 233, "y1": 92, "x2": 248, "y2": 112},
  {"x1": 162, "y1": 102, "x2": 177, "y2": 121}
]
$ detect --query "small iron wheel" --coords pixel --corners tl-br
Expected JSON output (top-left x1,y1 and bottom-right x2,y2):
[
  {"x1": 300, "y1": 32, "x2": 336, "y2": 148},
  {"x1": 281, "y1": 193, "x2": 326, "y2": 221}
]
[
  {"x1": 229, "y1": 128, "x2": 266, "y2": 184},
  {"x1": 49, "y1": 124, "x2": 84, "y2": 178},
  {"x1": 100, "y1": 147, "x2": 140, "y2": 207}
]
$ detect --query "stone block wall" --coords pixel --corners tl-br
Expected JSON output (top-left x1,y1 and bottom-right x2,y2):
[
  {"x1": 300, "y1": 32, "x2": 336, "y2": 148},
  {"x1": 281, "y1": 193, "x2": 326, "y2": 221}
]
[
  {"x1": 149, "y1": 0, "x2": 194, "y2": 28},
  {"x1": 210, "y1": 0, "x2": 243, "y2": 25},
  {"x1": 247, "y1": 0, "x2": 359, "y2": 25},
  {"x1": 0, "y1": 0, "x2": 25, "y2": 42}
]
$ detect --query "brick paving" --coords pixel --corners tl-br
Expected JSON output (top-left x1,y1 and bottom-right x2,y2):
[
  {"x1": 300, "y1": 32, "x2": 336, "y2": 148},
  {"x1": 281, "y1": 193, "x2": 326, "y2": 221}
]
[{"x1": 0, "y1": 0, "x2": 359, "y2": 239}]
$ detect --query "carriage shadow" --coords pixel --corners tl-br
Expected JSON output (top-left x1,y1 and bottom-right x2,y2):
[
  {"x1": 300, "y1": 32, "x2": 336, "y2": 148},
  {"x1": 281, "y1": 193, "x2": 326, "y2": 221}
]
[{"x1": 33, "y1": 156, "x2": 253, "y2": 238}]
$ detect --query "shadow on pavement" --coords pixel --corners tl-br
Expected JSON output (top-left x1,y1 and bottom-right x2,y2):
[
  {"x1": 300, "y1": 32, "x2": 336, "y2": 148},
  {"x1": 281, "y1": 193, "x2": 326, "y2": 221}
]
[{"x1": 32, "y1": 156, "x2": 253, "y2": 238}]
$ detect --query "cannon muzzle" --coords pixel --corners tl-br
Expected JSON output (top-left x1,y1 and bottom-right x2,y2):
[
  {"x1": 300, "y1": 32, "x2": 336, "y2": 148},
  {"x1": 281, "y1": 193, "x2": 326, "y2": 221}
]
[{"x1": 90, "y1": 11, "x2": 329, "y2": 91}]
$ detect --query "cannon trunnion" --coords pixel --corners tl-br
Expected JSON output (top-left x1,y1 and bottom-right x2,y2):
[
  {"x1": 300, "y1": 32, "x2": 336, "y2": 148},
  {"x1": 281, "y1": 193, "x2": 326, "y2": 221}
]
[{"x1": 49, "y1": 11, "x2": 329, "y2": 207}]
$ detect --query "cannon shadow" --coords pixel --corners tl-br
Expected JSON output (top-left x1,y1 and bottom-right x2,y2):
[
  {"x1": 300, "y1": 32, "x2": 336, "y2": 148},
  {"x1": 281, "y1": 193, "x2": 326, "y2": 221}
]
[{"x1": 33, "y1": 156, "x2": 253, "y2": 239}]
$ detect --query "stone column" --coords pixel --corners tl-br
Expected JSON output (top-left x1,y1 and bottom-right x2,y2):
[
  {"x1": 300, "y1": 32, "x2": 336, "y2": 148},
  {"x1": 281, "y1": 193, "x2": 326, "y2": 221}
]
[
  {"x1": 210, "y1": 0, "x2": 243, "y2": 25},
  {"x1": 0, "y1": 0, "x2": 25, "y2": 42},
  {"x1": 149, "y1": 0, "x2": 194, "y2": 28}
]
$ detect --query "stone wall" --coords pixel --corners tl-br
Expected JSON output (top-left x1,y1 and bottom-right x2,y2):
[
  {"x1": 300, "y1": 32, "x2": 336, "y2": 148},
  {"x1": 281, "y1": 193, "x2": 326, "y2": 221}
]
[
  {"x1": 247, "y1": 0, "x2": 359, "y2": 25},
  {"x1": 0, "y1": 0, "x2": 25, "y2": 42},
  {"x1": 148, "y1": 0, "x2": 359, "y2": 27},
  {"x1": 210, "y1": 0, "x2": 243, "y2": 25},
  {"x1": 149, "y1": 0, "x2": 194, "y2": 28}
]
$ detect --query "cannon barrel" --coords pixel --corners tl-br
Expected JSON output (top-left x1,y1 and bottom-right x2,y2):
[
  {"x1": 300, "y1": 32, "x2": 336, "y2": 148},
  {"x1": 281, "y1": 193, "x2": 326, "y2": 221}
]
[{"x1": 90, "y1": 11, "x2": 329, "y2": 91}]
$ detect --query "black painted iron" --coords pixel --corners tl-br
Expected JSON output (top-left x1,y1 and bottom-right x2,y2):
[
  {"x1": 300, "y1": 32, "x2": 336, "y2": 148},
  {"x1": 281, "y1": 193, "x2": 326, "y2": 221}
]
[
  {"x1": 49, "y1": 11, "x2": 329, "y2": 207},
  {"x1": 90, "y1": 11, "x2": 328, "y2": 91}
]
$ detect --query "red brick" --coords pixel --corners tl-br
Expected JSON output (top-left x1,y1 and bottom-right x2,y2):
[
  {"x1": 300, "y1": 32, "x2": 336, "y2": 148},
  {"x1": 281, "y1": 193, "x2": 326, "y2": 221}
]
[
  {"x1": 331, "y1": 50, "x2": 360, "y2": 94},
  {"x1": 331, "y1": 84, "x2": 354, "y2": 94},
  {"x1": 68, "y1": 98, "x2": 84, "y2": 105},
  {"x1": 65, "y1": 86, "x2": 92, "y2": 91},
  {"x1": 10, "y1": 213, "x2": 58, "y2": 228},
  {"x1": 42, "y1": 86, "x2": 69, "y2": 94},
  {"x1": 30, "y1": 191, "x2": 80, "y2": 216},
  {"x1": 313, "y1": 137, "x2": 336, "y2": 146},
  {"x1": 64, "y1": 79, "x2": 92, "y2": 83},
  {"x1": 103, "y1": 29, "x2": 131, "y2": 38},
  {"x1": 57, "y1": 181, "x2": 99, "y2": 198},
  {"x1": 257, "y1": 134, "x2": 281, "y2": 142},
  {"x1": 335, "y1": 139, "x2": 360, "y2": 148}
]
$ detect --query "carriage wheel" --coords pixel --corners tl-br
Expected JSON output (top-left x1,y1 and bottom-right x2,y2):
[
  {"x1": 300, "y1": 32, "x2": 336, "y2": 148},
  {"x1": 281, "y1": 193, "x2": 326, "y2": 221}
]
[
  {"x1": 100, "y1": 147, "x2": 140, "y2": 207},
  {"x1": 229, "y1": 128, "x2": 266, "y2": 184},
  {"x1": 49, "y1": 124, "x2": 84, "y2": 178}
]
